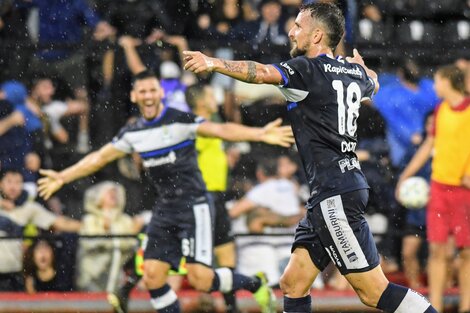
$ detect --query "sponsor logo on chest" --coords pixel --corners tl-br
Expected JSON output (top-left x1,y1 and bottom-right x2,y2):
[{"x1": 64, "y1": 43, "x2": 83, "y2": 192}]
[
  {"x1": 143, "y1": 151, "x2": 177, "y2": 167},
  {"x1": 323, "y1": 64, "x2": 363, "y2": 78}
]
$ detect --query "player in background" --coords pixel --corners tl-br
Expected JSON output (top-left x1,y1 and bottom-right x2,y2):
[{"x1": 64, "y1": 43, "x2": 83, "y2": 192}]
[
  {"x1": 37, "y1": 70, "x2": 294, "y2": 313},
  {"x1": 397, "y1": 65, "x2": 470, "y2": 313},
  {"x1": 108, "y1": 83, "x2": 240, "y2": 313},
  {"x1": 183, "y1": 2, "x2": 438, "y2": 313},
  {"x1": 185, "y1": 83, "x2": 239, "y2": 312}
]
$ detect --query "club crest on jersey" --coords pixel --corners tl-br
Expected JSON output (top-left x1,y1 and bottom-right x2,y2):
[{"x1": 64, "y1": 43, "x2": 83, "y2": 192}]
[
  {"x1": 323, "y1": 64, "x2": 363, "y2": 78},
  {"x1": 280, "y1": 62, "x2": 295, "y2": 75},
  {"x1": 162, "y1": 126, "x2": 172, "y2": 144}
]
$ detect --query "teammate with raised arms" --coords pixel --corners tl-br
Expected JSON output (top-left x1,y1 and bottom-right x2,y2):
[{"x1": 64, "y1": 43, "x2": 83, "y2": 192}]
[{"x1": 38, "y1": 70, "x2": 293, "y2": 313}]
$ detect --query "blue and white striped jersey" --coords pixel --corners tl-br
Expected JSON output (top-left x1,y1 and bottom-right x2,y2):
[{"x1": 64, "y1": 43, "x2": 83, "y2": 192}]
[{"x1": 112, "y1": 107, "x2": 206, "y2": 200}]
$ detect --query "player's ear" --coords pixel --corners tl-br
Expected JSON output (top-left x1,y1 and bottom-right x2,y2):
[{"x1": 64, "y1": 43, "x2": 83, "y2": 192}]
[
  {"x1": 159, "y1": 85, "x2": 165, "y2": 99},
  {"x1": 312, "y1": 28, "x2": 323, "y2": 45}
]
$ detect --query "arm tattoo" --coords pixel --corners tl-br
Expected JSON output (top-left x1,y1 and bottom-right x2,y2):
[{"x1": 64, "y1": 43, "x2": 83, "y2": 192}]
[
  {"x1": 222, "y1": 60, "x2": 258, "y2": 83},
  {"x1": 223, "y1": 60, "x2": 243, "y2": 73},
  {"x1": 246, "y1": 61, "x2": 257, "y2": 83}
]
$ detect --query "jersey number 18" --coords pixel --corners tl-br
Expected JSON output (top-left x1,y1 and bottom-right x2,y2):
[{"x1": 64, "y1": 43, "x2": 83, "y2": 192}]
[{"x1": 332, "y1": 80, "x2": 361, "y2": 137}]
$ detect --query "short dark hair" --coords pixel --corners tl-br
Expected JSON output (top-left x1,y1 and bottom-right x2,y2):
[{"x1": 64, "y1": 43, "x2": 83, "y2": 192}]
[
  {"x1": 185, "y1": 83, "x2": 208, "y2": 110},
  {"x1": 131, "y1": 70, "x2": 158, "y2": 88},
  {"x1": 0, "y1": 168, "x2": 23, "y2": 181},
  {"x1": 28, "y1": 76, "x2": 53, "y2": 93},
  {"x1": 436, "y1": 65, "x2": 466, "y2": 94},
  {"x1": 259, "y1": 0, "x2": 280, "y2": 10},
  {"x1": 398, "y1": 58, "x2": 420, "y2": 84},
  {"x1": 300, "y1": 2, "x2": 345, "y2": 50},
  {"x1": 257, "y1": 159, "x2": 278, "y2": 177}
]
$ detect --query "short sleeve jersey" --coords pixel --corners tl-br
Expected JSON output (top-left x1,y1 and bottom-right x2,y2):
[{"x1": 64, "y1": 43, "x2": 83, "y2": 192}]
[
  {"x1": 273, "y1": 55, "x2": 375, "y2": 209},
  {"x1": 112, "y1": 107, "x2": 207, "y2": 200}
]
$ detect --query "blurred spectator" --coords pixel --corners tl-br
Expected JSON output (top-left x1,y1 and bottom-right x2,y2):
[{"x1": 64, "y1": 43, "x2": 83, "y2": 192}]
[
  {"x1": 357, "y1": 3, "x2": 385, "y2": 43},
  {"x1": 197, "y1": 0, "x2": 246, "y2": 42},
  {"x1": 0, "y1": 169, "x2": 81, "y2": 291},
  {"x1": 356, "y1": 102, "x2": 391, "y2": 215},
  {"x1": 24, "y1": 238, "x2": 68, "y2": 293},
  {"x1": 27, "y1": 77, "x2": 89, "y2": 167},
  {"x1": 0, "y1": 96, "x2": 28, "y2": 175},
  {"x1": 0, "y1": 213, "x2": 23, "y2": 291},
  {"x1": 21, "y1": 0, "x2": 115, "y2": 95},
  {"x1": 0, "y1": 0, "x2": 28, "y2": 41},
  {"x1": 77, "y1": 181, "x2": 138, "y2": 293},
  {"x1": 361, "y1": 3, "x2": 382, "y2": 23},
  {"x1": 1, "y1": 81, "x2": 43, "y2": 182},
  {"x1": 355, "y1": 102, "x2": 397, "y2": 270},
  {"x1": 277, "y1": 153, "x2": 310, "y2": 202},
  {"x1": 229, "y1": 159, "x2": 303, "y2": 286},
  {"x1": 373, "y1": 60, "x2": 438, "y2": 270},
  {"x1": 397, "y1": 65, "x2": 470, "y2": 312},
  {"x1": 399, "y1": 112, "x2": 433, "y2": 289},
  {"x1": 94, "y1": 0, "x2": 171, "y2": 38},
  {"x1": 373, "y1": 59, "x2": 440, "y2": 170},
  {"x1": 0, "y1": 0, "x2": 31, "y2": 82},
  {"x1": 231, "y1": 0, "x2": 289, "y2": 62}
]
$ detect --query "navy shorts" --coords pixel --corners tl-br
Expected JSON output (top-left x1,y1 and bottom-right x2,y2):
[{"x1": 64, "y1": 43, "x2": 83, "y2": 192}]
[
  {"x1": 293, "y1": 189, "x2": 380, "y2": 275},
  {"x1": 144, "y1": 194, "x2": 215, "y2": 270},
  {"x1": 211, "y1": 192, "x2": 235, "y2": 247}
]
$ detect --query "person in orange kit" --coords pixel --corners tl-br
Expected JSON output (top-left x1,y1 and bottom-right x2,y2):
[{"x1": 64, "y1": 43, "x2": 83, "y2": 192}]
[{"x1": 397, "y1": 64, "x2": 470, "y2": 313}]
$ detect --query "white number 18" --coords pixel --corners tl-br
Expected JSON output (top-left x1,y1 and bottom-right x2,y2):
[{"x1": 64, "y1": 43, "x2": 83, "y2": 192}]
[{"x1": 332, "y1": 80, "x2": 361, "y2": 136}]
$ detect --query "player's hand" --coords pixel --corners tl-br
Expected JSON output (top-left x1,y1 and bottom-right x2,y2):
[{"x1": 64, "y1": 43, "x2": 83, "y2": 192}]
[
  {"x1": 37, "y1": 169, "x2": 65, "y2": 200},
  {"x1": 346, "y1": 49, "x2": 365, "y2": 67},
  {"x1": 260, "y1": 118, "x2": 295, "y2": 147},
  {"x1": 347, "y1": 48, "x2": 379, "y2": 93},
  {"x1": 395, "y1": 177, "x2": 406, "y2": 204},
  {"x1": 183, "y1": 51, "x2": 216, "y2": 74}
]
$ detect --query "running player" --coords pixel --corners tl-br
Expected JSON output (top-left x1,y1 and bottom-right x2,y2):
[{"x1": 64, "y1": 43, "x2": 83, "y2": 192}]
[
  {"x1": 108, "y1": 83, "x2": 239, "y2": 313},
  {"x1": 183, "y1": 2, "x2": 438, "y2": 313},
  {"x1": 38, "y1": 70, "x2": 294, "y2": 313}
]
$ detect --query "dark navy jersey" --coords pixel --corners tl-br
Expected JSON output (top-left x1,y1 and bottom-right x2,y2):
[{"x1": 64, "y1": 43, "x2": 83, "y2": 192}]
[
  {"x1": 273, "y1": 55, "x2": 375, "y2": 209},
  {"x1": 112, "y1": 107, "x2": 207, "y2": 200}
]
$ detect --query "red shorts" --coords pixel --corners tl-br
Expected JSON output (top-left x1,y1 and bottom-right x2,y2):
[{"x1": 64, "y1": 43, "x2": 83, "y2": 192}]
[{"x1": 427, "y1": 181, "x2": 470, "y2": 248}]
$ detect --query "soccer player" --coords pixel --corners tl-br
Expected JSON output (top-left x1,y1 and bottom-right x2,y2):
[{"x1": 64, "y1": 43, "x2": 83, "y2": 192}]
[
  {"x1": 398, "y1": 64, "x2": 470, "y2": 313},
  {"x1": 38, "y1": 70, "x2": 294, "y2": 313},
  {"x1": 108, "y1": 83, "x2": 239, "y2": 313},
  {"x1": 185, "y1": 83, "x2": 238, "y2": 312},
  {"x1": 183, "y1": 2, "x2": 438, "y2": 313}
]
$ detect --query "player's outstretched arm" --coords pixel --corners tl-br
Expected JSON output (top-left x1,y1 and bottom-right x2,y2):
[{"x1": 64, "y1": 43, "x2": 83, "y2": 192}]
[
  {"x1": 196, "y1": 118, "x2": 295, "y2": 147},
  {"x1": 37, "y1": 143, "x2": 127, "y2": 200},
  {"x1": 183, "y1": 50, "x2": 283, "y2": 85},
  {"x1": 346, "y1": 49, "x2": 380, "y2": 94}
]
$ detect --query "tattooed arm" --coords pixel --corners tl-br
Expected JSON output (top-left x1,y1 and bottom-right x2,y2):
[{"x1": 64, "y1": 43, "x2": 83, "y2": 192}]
[{"x1": 183, "y1": 51, "x2": 283, "y2": 85}]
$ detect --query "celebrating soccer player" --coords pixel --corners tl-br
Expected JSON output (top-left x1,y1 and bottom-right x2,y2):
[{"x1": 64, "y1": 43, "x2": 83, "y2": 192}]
[
  {"x1": 38, "y1": 70, "x2": 294, "y2": 313},
  {"x1": 184, "y1": 2, "x2": 438, "y2": 313}
]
